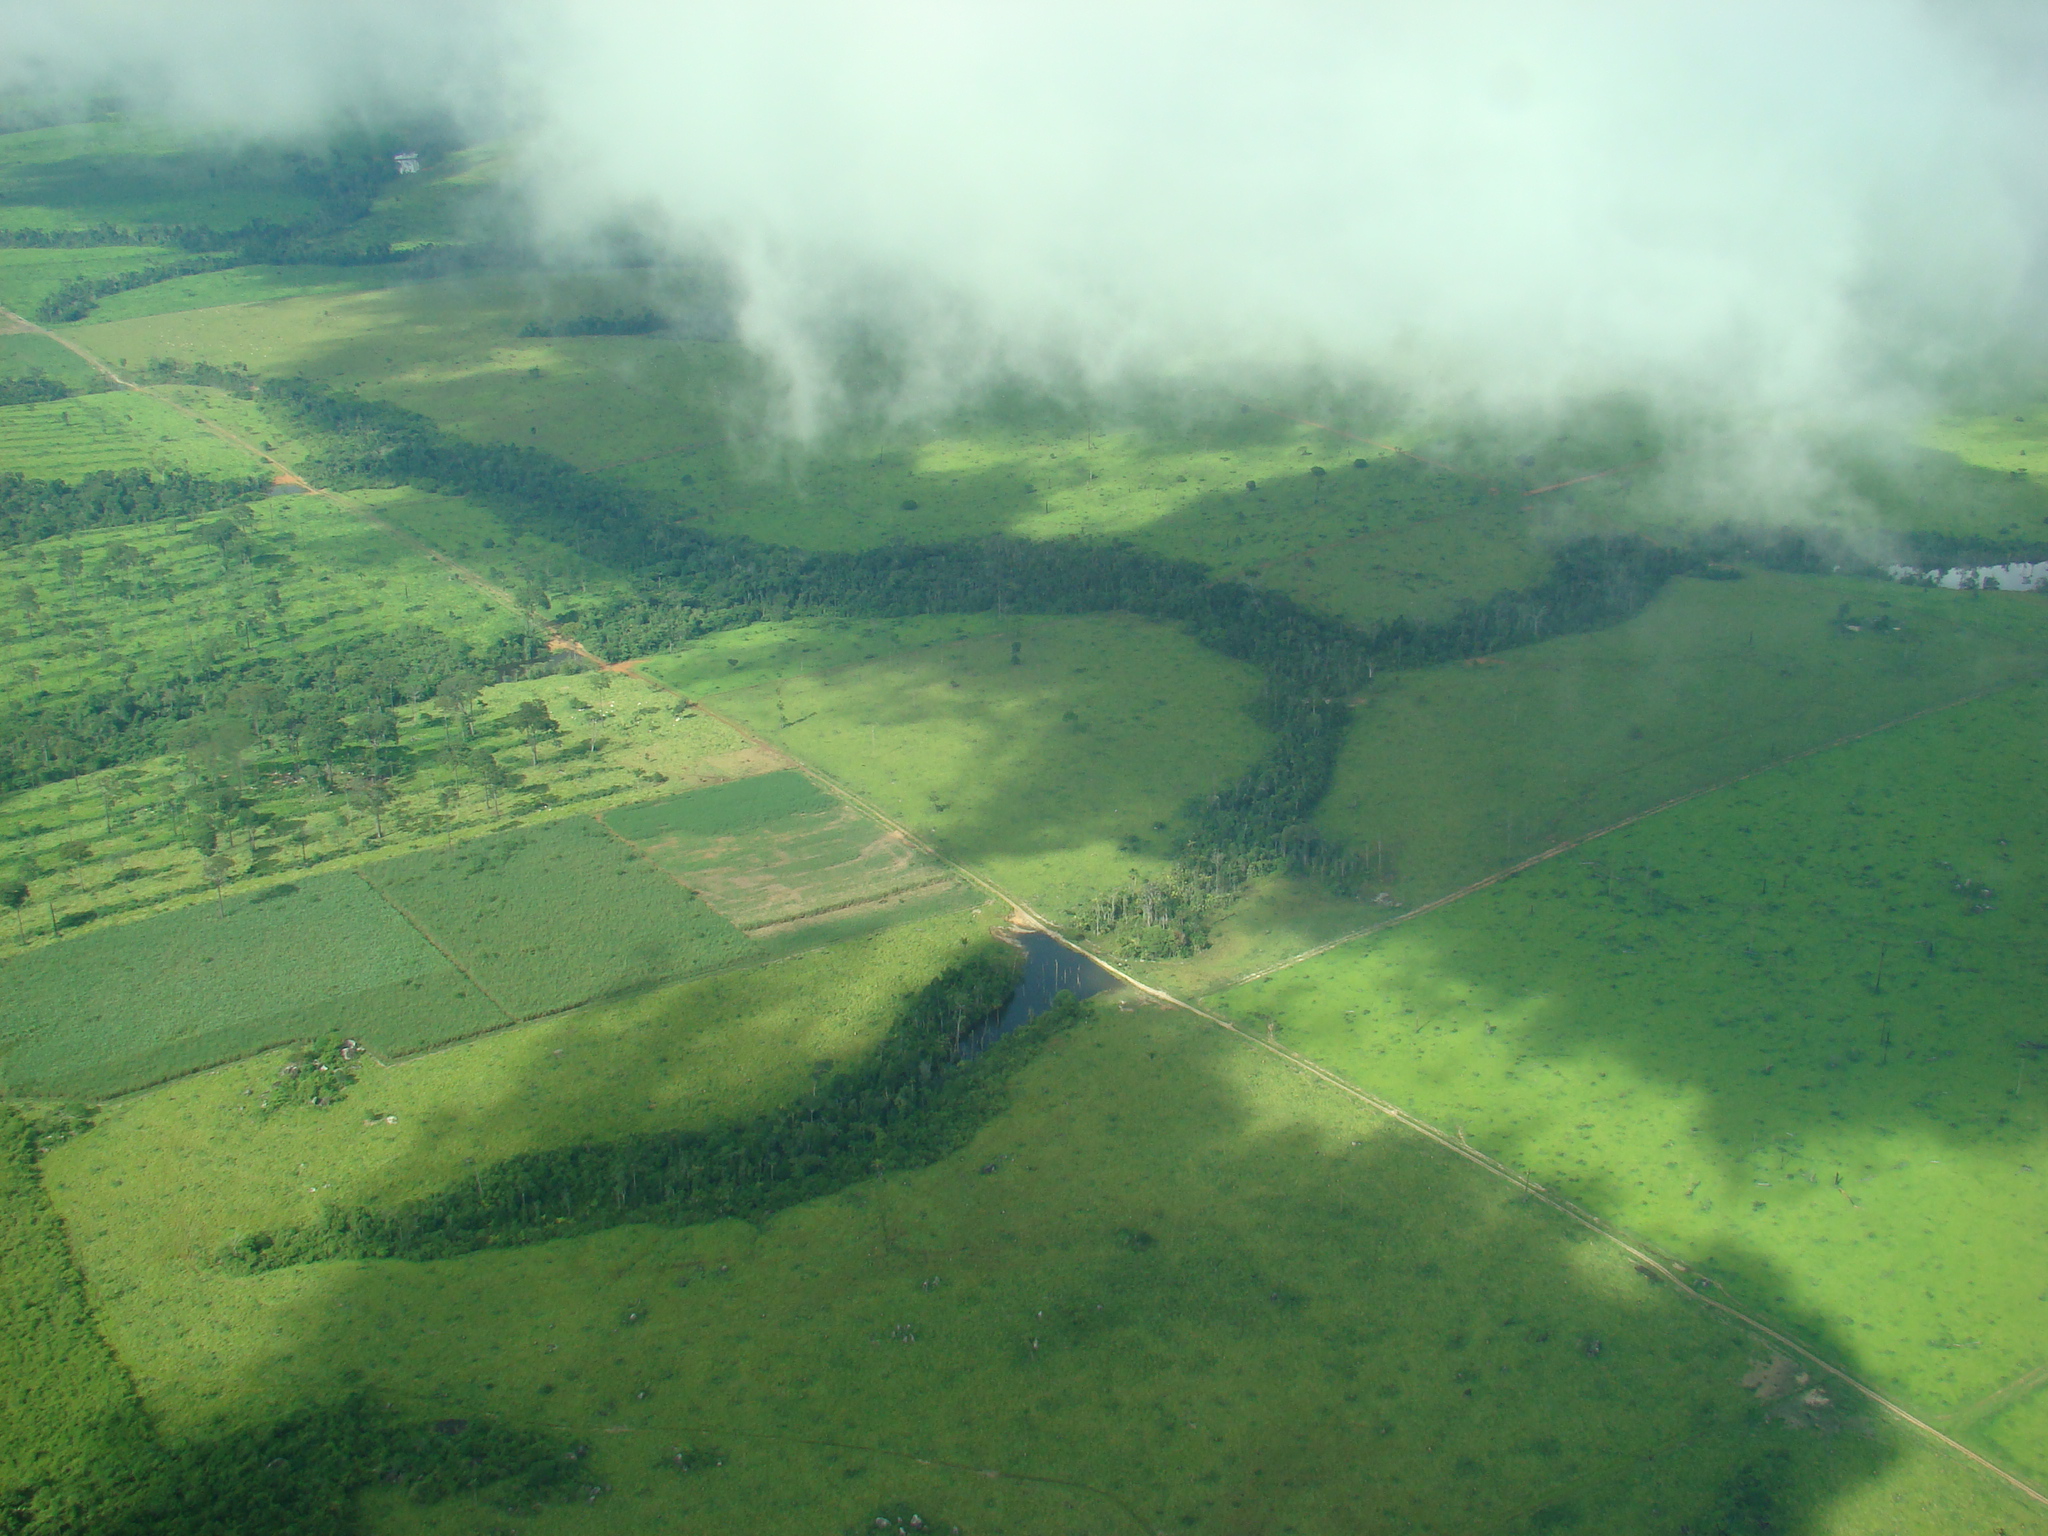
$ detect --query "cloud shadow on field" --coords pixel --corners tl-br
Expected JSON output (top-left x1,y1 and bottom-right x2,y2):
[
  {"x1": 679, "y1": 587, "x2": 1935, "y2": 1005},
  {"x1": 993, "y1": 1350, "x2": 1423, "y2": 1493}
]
[
  {"x1": 1223, "y1": 678, "x2": 2048, "y2": 1424},
  {"x1": 49, "y1": 977, "x2": 2037, "y2": 1534}
]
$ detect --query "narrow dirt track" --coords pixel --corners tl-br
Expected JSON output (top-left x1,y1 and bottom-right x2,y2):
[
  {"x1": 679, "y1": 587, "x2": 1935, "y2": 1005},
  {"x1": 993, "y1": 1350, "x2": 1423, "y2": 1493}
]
[{"x1": 12, "y1": 307, "x2": 2044, "y2": 1506}]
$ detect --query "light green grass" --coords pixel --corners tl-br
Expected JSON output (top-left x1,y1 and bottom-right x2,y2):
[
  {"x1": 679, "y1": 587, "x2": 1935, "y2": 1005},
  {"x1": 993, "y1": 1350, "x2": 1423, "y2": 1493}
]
[
  {"x1": 631, "y1": 801, "x2": 946, "y2": 931},
  {"x1": 634, "y1": 613, "x2": 1018, "y2": 693},
  {"x1": 0, "y1": 872, "x2": 500, "y2": 1098},
  {"x1": 0, "y1": 328, "x2": 106, "y2": 390},
  {"x1": 0, "y1": 247, "x2": 158, "y2": 316},
  {"x1": 0, "y1": 121, "x2": 324, "y2": 232},
  {"x1": 71, "y1": 286, "x2": 1570, "y2": 626},
  {"x1": 603, "y1": 771, "x2": 831, "y2": 841},
  {"x1": 354, "y1": 482, "x2": 629, "y2": 610},
  {"x1": 358, "y1": 816, "x2": 751, "y2": 1019},
  {"x1": 710, "y1": 613, "x2": 1273, "y2": 920},
  {"x1": 40, "y1": 979, "x2": 2048, "y2": 1534},
  {"x1": 1319, "y1": 570, "x2": 2048, "y2": 911},
  {"x1": 1217, "y1": 678, "x2": 2048, "y2": 1422},
  {"x1": 0, "y1": 388, "x2": 259, "y2": 477}
]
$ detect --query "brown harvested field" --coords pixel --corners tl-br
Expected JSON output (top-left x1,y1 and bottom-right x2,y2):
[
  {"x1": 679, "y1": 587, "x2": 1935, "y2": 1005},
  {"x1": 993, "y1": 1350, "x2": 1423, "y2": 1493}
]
[{"x1": 633, "y1": 801, "x2": 952, "y2": 929}]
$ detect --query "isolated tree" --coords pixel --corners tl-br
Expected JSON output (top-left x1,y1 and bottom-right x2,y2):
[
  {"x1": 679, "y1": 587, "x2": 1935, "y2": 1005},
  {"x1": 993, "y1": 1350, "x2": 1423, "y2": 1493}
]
[
  {"x1": 202, "y1": 854, "x2": 234, "y2": 916},
  {"x1": 345, "y1": 779, "x2": 391, "y2": 842},
  {"x1": 12, "y1": 582, "x2": 38, "y2": 616},
  {"x1": 435, "y1": 673, "x2": 483, "y2": 738},
  {"x1": 0, "y1": 879, "x2": 27, "y2": 943},
  {"x1": 511, "y1": 699, "x2": 560, "y2": 764}
]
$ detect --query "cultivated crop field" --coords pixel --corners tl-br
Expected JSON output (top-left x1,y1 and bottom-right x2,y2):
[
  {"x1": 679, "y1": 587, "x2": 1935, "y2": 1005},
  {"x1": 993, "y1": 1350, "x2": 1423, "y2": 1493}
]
[
  {"x1": 0, "y1": 389, "x2": 260, "y2": 478},
  {"x1": 0, "y1": 872, "x2": 499, "y2": 1098},
  {"x1": 0, "y1": 632, "x2": 768, "y2": 949},
  {"x1": 358, "y1": 816, "x2": 751, "y2": 1020},
  {"x1": 610, "y1": 772, "x2": 950, "y2": 930},
  {"x1": 710, "y1": 613, "x2": 1274, "y2": 922},
  {"x1": 1217, "y1": 678, "x2": 2048, "y2": 1442},
  {"x1": 42, "y1": 982, "x2": 2048, "y2": 1535}
]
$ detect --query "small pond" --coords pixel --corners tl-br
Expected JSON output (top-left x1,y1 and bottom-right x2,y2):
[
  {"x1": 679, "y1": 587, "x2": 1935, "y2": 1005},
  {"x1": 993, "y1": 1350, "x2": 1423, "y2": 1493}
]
[{"x1": 960, "y1": 929, "x2": 1124, "y2": 1058}]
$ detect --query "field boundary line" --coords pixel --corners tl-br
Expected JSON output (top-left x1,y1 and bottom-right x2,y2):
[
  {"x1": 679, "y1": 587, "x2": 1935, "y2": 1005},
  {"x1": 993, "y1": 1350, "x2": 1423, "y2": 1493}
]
[
  {"x1": 1221, "y1": 674, "x2": 2039, "y2": 991},
  {"x1": 1933, "y1": 1356, "x2": 2048, "y2": 1432},
  {"x1": 609, "y1": 664, "x2": 1064, "y2": 932},
  {"x1": 21, "y1": 297, "x2": 2030, "y2": 1494},
  {"x1": 348, "y1": 871, "x2": 516, "y2": 1030},
  {"x1": 1148, "y1": 987, "x2": 2048, "y2": 1510}
]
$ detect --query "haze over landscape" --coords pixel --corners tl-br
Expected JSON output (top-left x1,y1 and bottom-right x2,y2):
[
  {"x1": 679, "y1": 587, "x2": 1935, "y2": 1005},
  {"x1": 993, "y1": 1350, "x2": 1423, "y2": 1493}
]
[{"x1": 3, "y1": 5, "x2": 2048, "y2": 1534}]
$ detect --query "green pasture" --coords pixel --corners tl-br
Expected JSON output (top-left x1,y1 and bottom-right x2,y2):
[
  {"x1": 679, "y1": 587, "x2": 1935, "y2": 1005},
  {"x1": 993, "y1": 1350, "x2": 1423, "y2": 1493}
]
[
  {"x1": 358, "y1": 482, "x2": 629, "y2": 610},
  {"x1": 634, "y1": 613, "x2": 1016, "y2": 693},
  {"x1": 1217, "y1": 678, "x2": 2048, "y2": 1428},
  {"x1": 69, "y1": 284, "x2": 1575, "y2": 628},
  {"x1": 0, "y1": 483, "x2": 514, "y2": 739},
  {"x1": 603, "y1": 770, "x2": 831, "y2": 841},
  {"x1": 0, "y1": 389, "x2": 258, "y2": 478},
  {"x1": 0, "y1": 120, "x2": 326, "y2": 232},
  {"x1": 709, "y1": 613, "x2": 1273, "y2": 921},
  {"x1": 1923, "y1": 408, "x2": 2048, "y2": 503},
  {"x1": 359, "y1": 816, "x2": 750, "y2": 1020},
  {"x1": 1137, "y1": 569, "x2": 2048, "y2": 998},
  {"x1": 614, "y1": 777, "x2": 947, "y2": 931},
  {"x1": 0, "y1": 872, "x2": 500, "y2": 1098},
  {"x1": 40, "y1": 976, "x2": 2048, "y2": 1533},
  {"x1": 0, "y1": 247, "x2": 158, "y2": 317},
  {"x1": 1313, "y1": 570, "x2": 2048, "y2": 911},
  {"x1": 72, "y1": 271, "x2": 746, "y2": 461},
  {"x1": 0, "y1": 327, "x2": 106, "y2": 391}
]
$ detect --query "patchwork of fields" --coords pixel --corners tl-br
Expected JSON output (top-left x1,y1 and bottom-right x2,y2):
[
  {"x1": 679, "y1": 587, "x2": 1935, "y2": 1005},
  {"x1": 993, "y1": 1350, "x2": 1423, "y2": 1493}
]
[
  {"x1": 13, "y1": 112, "x2": 2048, "y2": 1536},
  {"x1": 707, "y1": 613, "x2": 1275, "y2": 921},
  {"x1": 607, "y1": 771, "x2": 950, "y2": 930},
  {"x1": 0, "y1": 389, "x2": 260, "y2": 479},
  {"x1": 1, "y1": 766, "x2": 964, "y2": 1095}
]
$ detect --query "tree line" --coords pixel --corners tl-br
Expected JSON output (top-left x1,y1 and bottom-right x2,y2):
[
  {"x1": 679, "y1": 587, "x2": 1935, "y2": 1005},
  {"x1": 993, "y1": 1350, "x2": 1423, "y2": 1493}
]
[
  {"x1": 23, "y1": 140, "x2": 436, "y2": 323},
  {"x1": 264, "y1": 375, "x2": 1698, "y2": 952},
  {"x1": 225, "y1": 944, "x2": 1064, "y2": 1270},
  {"x1": 1, "y1": 1107, "x2": 590, "y2": 1536},
  {"x1": 0, "y1": 468, "x2": 270, "y2": 549}
]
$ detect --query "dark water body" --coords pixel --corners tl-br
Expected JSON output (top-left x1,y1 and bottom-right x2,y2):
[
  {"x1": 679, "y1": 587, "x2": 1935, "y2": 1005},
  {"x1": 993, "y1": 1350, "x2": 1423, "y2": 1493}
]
[{"x1": 960, "y1": 929, "x2": 1123, "y2": 1058}]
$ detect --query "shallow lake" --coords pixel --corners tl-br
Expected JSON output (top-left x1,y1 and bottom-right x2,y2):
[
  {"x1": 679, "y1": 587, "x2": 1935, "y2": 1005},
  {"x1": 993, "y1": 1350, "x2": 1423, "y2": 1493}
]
[{"x1": 962, "y1": 928, "x2": 1123, "y2": 1056}]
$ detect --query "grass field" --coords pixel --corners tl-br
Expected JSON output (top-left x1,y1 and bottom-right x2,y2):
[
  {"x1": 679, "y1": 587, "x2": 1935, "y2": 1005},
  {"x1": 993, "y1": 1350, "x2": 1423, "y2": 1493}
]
[
  {"x1": 0, "y1": 326, "x2": 108, "y2": 391},
  {"x1": 39, "y1": 979, "x2": 2048, "y2": 1534},
  {"x1": 358, "y1": 816, "x2": 752, "y2": 1019},
  {"x1": 1215, "y1": 677, "x2": 2048, "y2": 1431},
  {"x1": 0, "y1": 247, "x2": 159, "y2": 317},
  {"x1": 0, "y1": 121, "x2": 329, "y2": 233},
  {"x1": 1316, "y1": 570, "x2": 2048, "y2": 913},
  {"x1": 603, "y1": 771, "x2": 832, "y2": 839},
  {"x1": 612, "y1": 775, "x2": 949, "y2": 930},
  {"x1": 0, "y1": 388, "x2": 262, "y2": 478},
  {"x1": 706, "y1": 613, "x2": 1273, "y2": 921},
  {"x1": 0, "y1": 871, "x2": 500, "y2": 1098}
]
